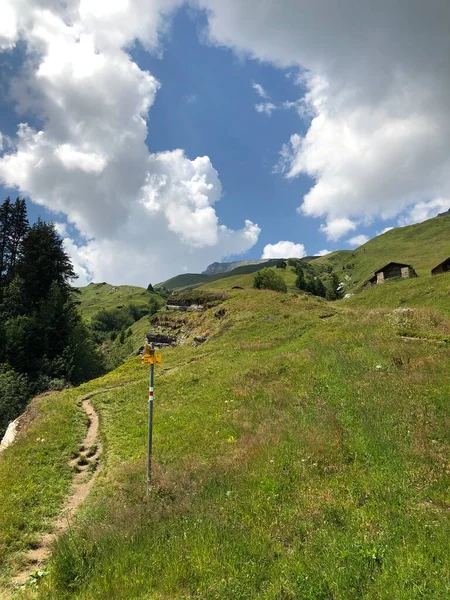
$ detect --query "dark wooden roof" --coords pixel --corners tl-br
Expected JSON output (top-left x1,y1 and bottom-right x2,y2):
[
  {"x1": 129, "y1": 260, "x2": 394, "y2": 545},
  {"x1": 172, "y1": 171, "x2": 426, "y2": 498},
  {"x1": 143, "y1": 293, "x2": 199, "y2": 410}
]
[
  {"x1": 431, "y1": 257, "x2": 450, "y2": 272},
  {"x1": 372, "y1": 262, "x2": 412, "y2": 275}
]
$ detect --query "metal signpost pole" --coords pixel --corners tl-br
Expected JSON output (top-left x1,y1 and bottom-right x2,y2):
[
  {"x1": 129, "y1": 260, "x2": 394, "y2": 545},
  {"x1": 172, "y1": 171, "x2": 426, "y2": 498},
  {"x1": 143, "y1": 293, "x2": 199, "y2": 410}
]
[
  {"x1": 141, "y1": 341, "x2": 161, "y2": 496},
  {"x1": 147, "y1": 343, "x2": 155, "y2": 495}
]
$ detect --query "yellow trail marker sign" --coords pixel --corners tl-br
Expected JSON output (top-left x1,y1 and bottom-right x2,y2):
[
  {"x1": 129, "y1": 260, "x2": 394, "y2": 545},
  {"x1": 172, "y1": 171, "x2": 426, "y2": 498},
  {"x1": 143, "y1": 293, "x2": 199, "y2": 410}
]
[
  {"x1": 141, "y1": 354, "x2": 162, "y2": 365},
  {"x1": 142, "y1": 342, "x2": 163, "y2": 494}
]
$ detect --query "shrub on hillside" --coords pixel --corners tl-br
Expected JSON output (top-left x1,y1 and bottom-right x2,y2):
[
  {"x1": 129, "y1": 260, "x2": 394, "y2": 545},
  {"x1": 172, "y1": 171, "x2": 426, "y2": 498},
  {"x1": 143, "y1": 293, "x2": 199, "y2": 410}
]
[
  {"x1": 295, "y1": 265, "x2": 328, "y2": 298},
  {"x1": 253, "y1": 268, "x2": 287, "y2": 293},
  {"x1": 148, "y1": 295, "x2": 163, "y2": 317},
  {"x1": 287, "y1": 258, "x2": 302, "y2": 268},
  {"x1": 0, "y1": 364, "x2": 30, "y2": 436},
  {"x1": 90, "y1": 303, "x2": 150, "y2": 343},
  {"x1": 325, "y1": 272, "x2": 342, "y2": 301}
]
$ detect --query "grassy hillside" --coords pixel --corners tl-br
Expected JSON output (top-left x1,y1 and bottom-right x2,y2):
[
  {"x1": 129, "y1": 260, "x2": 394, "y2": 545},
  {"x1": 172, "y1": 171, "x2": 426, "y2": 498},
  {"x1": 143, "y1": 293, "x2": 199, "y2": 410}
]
[
  {"x1": 158, "y1": 259, "x2": 287, "y2": 291},
  {"x1": 97, "y1": 314, "x2": 151, "y2": 371},
  {"x1": 75, "y1": 283, "x2": 151, "y2": 320},
  {"x1": 155, "y1": 273, "x2": 212, "y2": 291},
  {"x1": 159, "y1": 215, "x2": 450, "y2": 297},
  {"x1": 201, "y1": 266, "x2": 298, "y2": 292},
  {"x1": 343, "y1": 271, "x2": 450, "y2": 315},
  {"x1": 313, "y1": 216, "x2": 450, "y2": 292},
  {"x1": 2, "y1": 276, "x2": 449, "y2": 599}
]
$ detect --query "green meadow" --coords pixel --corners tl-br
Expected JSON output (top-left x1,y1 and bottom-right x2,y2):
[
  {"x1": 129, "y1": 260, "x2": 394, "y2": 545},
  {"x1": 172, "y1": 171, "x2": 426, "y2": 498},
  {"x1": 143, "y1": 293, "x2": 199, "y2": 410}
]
[
  {"x1": 1, "y1": 270, "x2": 448, "y2": 598},
  {"x1": 75, "y1": 283, "x2": 152, "y2": 321}
]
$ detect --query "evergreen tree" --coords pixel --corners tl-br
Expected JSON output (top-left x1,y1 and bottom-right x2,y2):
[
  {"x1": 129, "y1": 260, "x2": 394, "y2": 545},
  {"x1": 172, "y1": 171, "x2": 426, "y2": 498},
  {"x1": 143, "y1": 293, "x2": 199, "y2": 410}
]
[
  {"x1": 326, "y1": 272, "x2": 342, "y2": 301},
  {"x1": 0, "y1": 365, "x2": 30, "y2": 437},
  {"x1": 295, "y1": 266, "x2": 306, "y2": 291},
  {"x1": 313, "y1": 277, "x2": 327, "y2": 298},
  {"x1": 17, "y1": 219, "x2": 76, "y2": 308},
  {"x1": 0, "y1": 209, "x2": 105, "y2": 424},
  {"x1": 7, "y1": 198, "x2": 28, "y2": 282},
  {"x1": 63, "y1": 310, "x2": 105, "y2": 385},
  {"x1": 0, "y1": 197, "x2": 29, "y2": 292},
  {"x1": 2, "y1": 276, "x2": 27, "y2": 319},
  {"x1": 295, "y1": 264, "x2": 319, "y2": 295},
  {"x1": 4, "y1": 315, "x2": 40, "y2": 377},
  {"x1": 0, "y1": 197, "x2": 13, "y2": 292},
  {"x1": 0, "y1": 321, "x2": 5, "y2": 364},
  {"x1": 148, "y1": 295, "x2": 161, "y2": 316},
  {"x1": 38, "y1": 281, "x2": 72, "y2": 363}
]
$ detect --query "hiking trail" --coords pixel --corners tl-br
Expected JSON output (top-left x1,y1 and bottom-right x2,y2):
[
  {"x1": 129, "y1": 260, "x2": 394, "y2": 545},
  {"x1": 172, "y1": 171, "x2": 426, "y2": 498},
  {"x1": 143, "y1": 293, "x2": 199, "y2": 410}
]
[{"x1": 10, "y1": 393, "x2": 103, "y2": 589}]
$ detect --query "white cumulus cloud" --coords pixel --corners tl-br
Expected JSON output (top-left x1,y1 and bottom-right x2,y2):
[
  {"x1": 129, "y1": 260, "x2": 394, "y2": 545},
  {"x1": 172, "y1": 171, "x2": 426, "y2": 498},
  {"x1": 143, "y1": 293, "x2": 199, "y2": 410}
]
[
  {"x1": 315, "y1": 249, "x2": 331, "y2": 256},
  {"x1": 0, "y1": 0, "x2": 260, "y2": 285},
  {"x1": 377, "y1": 226, "x2": 394, "y2": 235},
  {"x1": 347, "y1": 234, "x2": 369, "y2": 247},
  {"x1": 398, "y1": 198, "x2": 450, "y2": 227},
  {"x1": 320, "y1": 218, "x2": 357, "y2": 241},
  {"x1": 262, "y1": 240, "x2": 307, "y2": 259},
  {"x1": 198, "y1": 0, "x2": 450, "y2": 236}
]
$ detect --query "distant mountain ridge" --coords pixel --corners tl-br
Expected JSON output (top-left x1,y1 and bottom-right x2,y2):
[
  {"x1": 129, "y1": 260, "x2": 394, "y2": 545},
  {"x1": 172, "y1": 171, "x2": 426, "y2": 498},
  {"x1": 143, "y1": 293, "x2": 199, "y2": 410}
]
[{"x1": 202, "y1": 259, "x2": 270, "y2": 275}]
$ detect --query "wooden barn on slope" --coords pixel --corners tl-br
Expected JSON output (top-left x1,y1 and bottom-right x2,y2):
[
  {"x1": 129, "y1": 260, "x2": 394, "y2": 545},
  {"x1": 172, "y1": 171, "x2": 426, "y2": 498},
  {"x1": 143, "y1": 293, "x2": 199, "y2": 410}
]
[
  {"x1": 431, "y1": 257, "x2": 450, "y2": 275},
  {"x1": 368, "y1": 262, "x2": 417, "y2": 285}
]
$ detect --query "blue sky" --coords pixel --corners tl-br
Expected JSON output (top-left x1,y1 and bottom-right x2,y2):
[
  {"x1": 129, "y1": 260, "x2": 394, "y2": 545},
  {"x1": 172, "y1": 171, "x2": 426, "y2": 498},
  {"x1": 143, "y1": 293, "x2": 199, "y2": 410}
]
[
  {"x1": 133, "y1": 8, "x2": 313, "y2": 248},
  {"x1": 1, "y1": 7, "x2": 323, "y2": 260},
  {"x1": 0, "y1": 1, "x2": 449, "y2": 285}
]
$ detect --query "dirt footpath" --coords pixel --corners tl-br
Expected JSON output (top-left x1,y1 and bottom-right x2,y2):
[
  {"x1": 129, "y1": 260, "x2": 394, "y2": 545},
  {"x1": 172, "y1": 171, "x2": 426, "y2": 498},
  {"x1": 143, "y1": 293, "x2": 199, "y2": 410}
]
[{"x1": 11, "y1": 395, "x2": 102, "y2": 587}]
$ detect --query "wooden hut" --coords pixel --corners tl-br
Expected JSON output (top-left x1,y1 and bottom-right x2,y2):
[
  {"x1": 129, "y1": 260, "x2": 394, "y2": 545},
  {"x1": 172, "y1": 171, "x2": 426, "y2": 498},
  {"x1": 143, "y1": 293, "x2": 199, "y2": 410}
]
[
  {"x1": 431, "y1": 257, "x2": 450, "y2": 275},
  {"x1": 368, "y1": 262, "x2": 417, "y2": 285}
]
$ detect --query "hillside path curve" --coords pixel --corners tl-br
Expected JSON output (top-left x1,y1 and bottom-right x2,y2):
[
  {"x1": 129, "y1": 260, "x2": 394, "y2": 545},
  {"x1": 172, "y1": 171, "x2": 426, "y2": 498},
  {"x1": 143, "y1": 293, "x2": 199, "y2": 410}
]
[{"x1": 10, "y1": 391, "x2": 106, "y2": 589}]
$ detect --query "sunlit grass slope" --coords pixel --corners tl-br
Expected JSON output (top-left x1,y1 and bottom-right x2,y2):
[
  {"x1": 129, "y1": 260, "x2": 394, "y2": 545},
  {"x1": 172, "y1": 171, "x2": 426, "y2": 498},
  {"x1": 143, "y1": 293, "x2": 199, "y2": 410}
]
[
  {"x1": 200, "y1": 266, "x2": 298, "y2": 292},
  {"x1": 158, "y1": 259, "x2": 285, "y2": 291},
  {"x1": 343, "y1": 271, "x2": 450, "y2": 315},
  {"x1": 3, "y1": 280, "x2": 446, "y2": 599},
  {"x1": 313, "y1": 215, "x2": 450, "y2": 291},
  {"x1": 0, "y1": 389, "x2": 87, "y2": 583},
  {"x1": 75, "y1": 282, "x2": 151, "y2": 320},
  {"x1": 0, "y1": 364, "x2": 144, "y2": 589}
]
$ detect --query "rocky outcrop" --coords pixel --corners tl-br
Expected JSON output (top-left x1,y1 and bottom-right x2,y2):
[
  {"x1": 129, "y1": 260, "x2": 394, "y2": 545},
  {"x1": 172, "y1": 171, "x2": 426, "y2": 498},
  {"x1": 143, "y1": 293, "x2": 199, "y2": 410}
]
[
  {"x1": 139, "y1": 290, "x2": 228, "y2": 350},
  {"x1": 438, "y1": 208, "x2": 450, "y2": 217},
  {"x1": 166, "y1": 303, "x2": 204, "y2": 312},
  {"x1": 166, "y1": 291, "x2": 228, "y2": 311},
  {"x1": 145, "y1": 333, "x2": 177, "y2": 346},
  {"x1": 0, "y1": 419, "x2": 19, "y2": 453}
]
